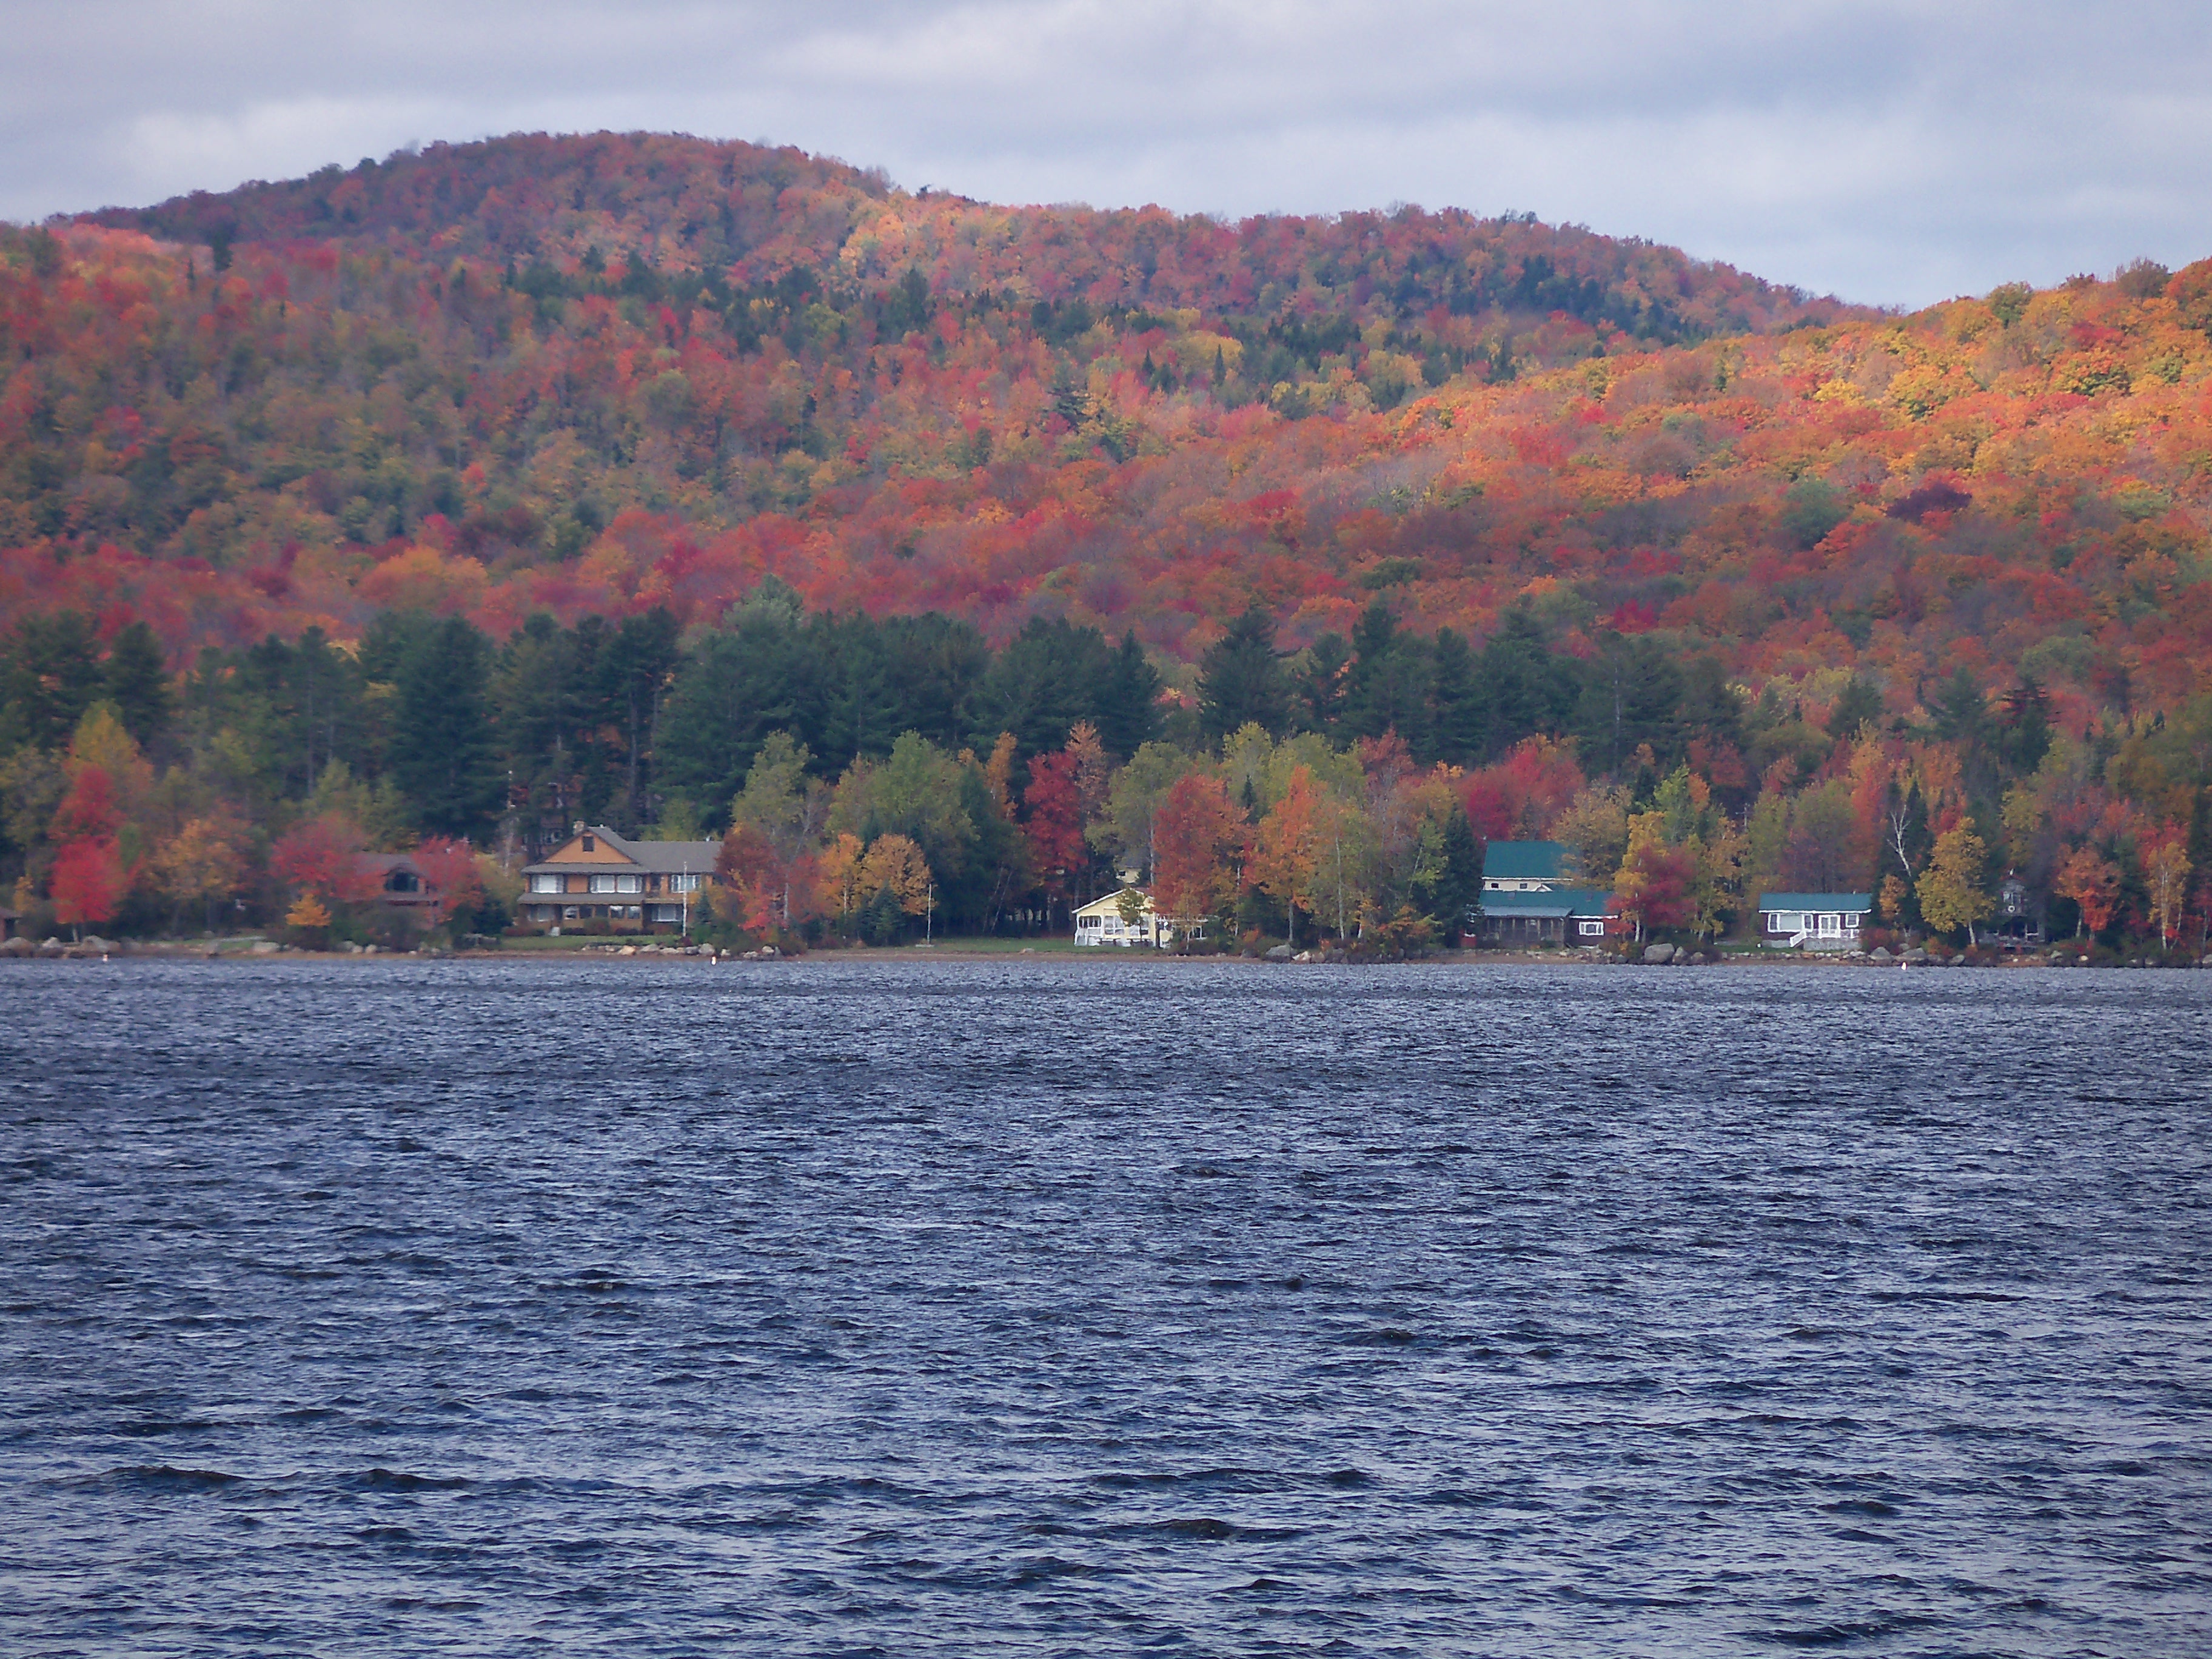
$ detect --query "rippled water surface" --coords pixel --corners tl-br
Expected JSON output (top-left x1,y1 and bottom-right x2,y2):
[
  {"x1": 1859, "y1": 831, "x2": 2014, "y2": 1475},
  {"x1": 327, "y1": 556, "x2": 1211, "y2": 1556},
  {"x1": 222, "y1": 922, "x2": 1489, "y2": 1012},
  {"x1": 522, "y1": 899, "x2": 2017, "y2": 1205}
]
[{"x1": 4, "y1": 958, "x2": 2210, "y2": 1655}]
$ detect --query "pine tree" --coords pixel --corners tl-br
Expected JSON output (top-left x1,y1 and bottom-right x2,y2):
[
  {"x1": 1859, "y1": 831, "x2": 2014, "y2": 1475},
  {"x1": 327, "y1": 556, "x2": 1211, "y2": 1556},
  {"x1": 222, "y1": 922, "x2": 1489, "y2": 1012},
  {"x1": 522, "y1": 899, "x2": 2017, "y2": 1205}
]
[
  {"x1": 1096, "y1": 630, "x2": 1161, "y2": 758},
  {"x1": 1198, "y1": 607, "x2": 1288, "y2": 741},
  {"x1": 389, "y1": 616, "x2": 501, "y2": 838},
  {"x1": 1425, "y1": 629, "x2": 1472, "y2": 764},
  {"x1": 102, "y1": 620, "x2": 171, "y2": 750},
  {"x1": 1342, "y1": 600, "x2": 1431, "y2": 752}
]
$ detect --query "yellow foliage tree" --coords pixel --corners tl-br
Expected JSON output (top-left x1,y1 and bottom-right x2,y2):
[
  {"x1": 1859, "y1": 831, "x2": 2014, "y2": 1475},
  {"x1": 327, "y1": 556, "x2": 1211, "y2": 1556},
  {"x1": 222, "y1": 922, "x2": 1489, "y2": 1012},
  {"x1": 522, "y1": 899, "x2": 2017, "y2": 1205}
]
[
  {"x1": 285, "y1": 891, "x2": 332, "y2": 934},
  {"x1": 817, "y1": 832, "x2": 870, "y2": 918},
  {"x1": 151, "y1": 817, "x2": 246, "y2": 933},
  {"x1": 1916, "y1": 827, "x2": 1992, "y2": 943},
  {"x1": 860, "y1": 833, "x2": 933, "y2": 916},
  {"x1": 2144, "y1": 831, "x2": 2192, "y2": 949}
]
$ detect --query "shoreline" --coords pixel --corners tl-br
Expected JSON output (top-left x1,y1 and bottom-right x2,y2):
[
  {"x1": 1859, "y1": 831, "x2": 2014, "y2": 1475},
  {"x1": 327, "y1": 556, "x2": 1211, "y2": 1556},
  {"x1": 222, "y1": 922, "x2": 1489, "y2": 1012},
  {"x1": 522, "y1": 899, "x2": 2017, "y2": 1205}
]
[{"x1": 5, "y1": 939, "x2": 2203, "y2": 971}]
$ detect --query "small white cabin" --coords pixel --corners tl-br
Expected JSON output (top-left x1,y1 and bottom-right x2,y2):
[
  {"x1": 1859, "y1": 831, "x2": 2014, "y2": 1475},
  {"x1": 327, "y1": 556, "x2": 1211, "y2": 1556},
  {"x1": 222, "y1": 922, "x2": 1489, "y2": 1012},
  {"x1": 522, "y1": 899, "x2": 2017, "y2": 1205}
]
[{"x1": 1072, "y1": 887, "x2": 1205, "y2": 948}]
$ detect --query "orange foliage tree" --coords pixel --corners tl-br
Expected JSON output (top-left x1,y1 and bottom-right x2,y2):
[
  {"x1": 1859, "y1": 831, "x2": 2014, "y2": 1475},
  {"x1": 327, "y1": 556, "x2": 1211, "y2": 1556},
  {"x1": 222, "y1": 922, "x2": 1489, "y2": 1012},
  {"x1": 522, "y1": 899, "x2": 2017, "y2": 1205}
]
[
  {"x1": 2054, "y1": 846, "x2": 2122, "y2": 939},
  {"x1": 1250, "y1": 765, "x2": 1327, "y2": 948}
]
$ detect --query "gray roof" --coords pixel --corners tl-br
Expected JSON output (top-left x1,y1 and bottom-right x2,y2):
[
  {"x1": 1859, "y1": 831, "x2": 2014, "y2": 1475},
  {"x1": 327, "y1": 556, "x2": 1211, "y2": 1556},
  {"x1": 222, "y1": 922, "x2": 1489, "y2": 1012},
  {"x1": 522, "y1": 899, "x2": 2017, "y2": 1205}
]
[{"x1": 525, "y1": 826, "x2": 720, "y2": 875}]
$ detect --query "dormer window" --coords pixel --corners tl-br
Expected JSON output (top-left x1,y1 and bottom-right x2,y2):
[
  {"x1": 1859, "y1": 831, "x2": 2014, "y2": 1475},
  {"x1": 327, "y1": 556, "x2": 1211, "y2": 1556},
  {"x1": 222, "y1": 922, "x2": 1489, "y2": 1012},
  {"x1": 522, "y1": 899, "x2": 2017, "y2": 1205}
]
[{"x1": 581, "y1": 834, "x2": 595, "y2": 852}]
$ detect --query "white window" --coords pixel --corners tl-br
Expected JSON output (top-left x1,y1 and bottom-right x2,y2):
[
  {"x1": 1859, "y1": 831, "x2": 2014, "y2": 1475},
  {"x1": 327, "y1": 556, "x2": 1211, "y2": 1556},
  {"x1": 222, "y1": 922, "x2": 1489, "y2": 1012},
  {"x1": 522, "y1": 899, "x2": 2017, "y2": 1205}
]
[
  {"x1": 1579, "y1": 919, "x2": 1606, "y2": 936},
  {"x1": 1820, "y1": 913, "x2": 1842, "y2": 934},
  {"x1": 589, "y1": 874, "x2": 617, "y2": 894},
  {"x1": 615, "y1": 874, "x2": 643, "y2": 894},
  {"x1": 530, "y1": 874, "x2": 563, "y2": 894},
  {"x1": 667, "y1": 874, "x2": 700, "y2": 894}
]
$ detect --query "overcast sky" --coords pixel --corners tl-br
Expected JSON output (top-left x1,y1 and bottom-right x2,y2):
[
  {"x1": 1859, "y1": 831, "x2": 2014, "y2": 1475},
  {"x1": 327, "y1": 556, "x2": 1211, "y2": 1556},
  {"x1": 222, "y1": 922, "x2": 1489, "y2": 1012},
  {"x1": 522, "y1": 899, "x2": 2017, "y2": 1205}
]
[{"x1": 5, "y1": 0, "x2": 2206, "y2": 307}]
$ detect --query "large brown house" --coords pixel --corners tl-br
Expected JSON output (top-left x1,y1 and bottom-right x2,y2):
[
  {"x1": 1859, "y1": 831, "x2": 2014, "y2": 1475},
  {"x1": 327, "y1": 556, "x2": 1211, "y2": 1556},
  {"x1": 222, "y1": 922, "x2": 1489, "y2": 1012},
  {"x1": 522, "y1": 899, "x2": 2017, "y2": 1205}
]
[{"x1": 520, "y1": 824, "x2": 722, "y2": 933}]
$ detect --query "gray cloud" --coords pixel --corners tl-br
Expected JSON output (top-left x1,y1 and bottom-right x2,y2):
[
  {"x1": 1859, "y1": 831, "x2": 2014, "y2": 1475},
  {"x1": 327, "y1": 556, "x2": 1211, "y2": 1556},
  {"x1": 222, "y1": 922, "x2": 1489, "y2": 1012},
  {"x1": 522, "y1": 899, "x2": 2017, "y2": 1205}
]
[{"x1": 3, "y1": 0, "x2": 2205, "y2": 306}]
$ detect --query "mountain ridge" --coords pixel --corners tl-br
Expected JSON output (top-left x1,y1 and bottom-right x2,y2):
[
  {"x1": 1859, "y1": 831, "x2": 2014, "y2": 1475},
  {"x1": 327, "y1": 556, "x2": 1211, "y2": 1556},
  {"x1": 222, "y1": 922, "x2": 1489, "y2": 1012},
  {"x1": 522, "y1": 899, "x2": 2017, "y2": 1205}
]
[
  {"x1": 1, "y1": 130, "x2": 2206, "y2": 745},
  {"x1": 76, "y1": 130, "x2": 1870, "y2": 345}
]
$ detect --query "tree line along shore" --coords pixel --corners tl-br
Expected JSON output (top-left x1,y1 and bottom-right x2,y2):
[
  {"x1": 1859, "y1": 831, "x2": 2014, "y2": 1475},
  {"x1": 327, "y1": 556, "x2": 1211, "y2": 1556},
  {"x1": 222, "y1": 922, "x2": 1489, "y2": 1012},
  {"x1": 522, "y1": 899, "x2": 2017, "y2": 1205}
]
[{"x1": 3, "y1": 583, "x2": 2205, "y2": 964}]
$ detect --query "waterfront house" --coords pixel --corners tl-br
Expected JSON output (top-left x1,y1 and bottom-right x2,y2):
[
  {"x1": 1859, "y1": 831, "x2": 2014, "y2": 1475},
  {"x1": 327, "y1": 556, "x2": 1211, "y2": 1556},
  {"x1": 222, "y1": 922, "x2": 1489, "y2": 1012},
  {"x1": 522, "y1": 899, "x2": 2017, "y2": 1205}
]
[
  {"x1": 1757, "y1": 892, "x2": 1872, "y2": 949},
  {"x1": 1473, "y1": 887, "x2": 1616, "y2": 945},
  {"x1": 1073, "y1": 887, "x2": 1205, "y2": 948},
  {"x1": 1482, "y1": 839, "x2": 1570, "y2": 894},
  {"x1": 1470, "y1": 840, "x2": 1613, "y2": 945},
  {"x1": 358, "y1": 853, "x2": 443, "y2": 920},
  {"x1": 520, "y1": 824, "x2": 722, "y2": 932}
]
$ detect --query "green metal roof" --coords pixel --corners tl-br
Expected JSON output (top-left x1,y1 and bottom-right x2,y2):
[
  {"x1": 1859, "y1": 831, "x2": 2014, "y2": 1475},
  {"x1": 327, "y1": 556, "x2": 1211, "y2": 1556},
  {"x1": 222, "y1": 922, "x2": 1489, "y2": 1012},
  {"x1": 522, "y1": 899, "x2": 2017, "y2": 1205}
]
[
  {"x1": 1757, "y1": 893, "x2": 1873, "y2": 912},
  {"x1": 1483, "y1": 840, "x2": 1568, "y2": 880},
  {"x1": 1480, "y1": 888, "x2": 1614, "y2": 919}
]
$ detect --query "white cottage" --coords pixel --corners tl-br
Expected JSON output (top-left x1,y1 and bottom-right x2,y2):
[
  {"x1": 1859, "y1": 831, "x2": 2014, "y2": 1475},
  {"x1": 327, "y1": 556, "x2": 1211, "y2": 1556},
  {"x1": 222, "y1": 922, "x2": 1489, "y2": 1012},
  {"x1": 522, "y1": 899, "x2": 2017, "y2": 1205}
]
[
  {"x1": 1757, "y1": 892, "x2": 1873, "y2": 950},
  {"x1": 1072, "y1": 887, "x2": 1205, "y2": 948}
]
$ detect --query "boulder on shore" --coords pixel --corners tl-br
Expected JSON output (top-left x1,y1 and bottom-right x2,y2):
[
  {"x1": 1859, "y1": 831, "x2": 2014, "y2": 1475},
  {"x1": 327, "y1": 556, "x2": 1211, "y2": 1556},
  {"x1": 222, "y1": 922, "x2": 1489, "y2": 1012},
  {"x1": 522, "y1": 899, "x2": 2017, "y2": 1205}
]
[
  {"x1": 1642, "y1": 942, "x2": 1674, "y2": 965},
  {"x1": 1265, "y1": 943, "x2": 1293, "y2": 962}
]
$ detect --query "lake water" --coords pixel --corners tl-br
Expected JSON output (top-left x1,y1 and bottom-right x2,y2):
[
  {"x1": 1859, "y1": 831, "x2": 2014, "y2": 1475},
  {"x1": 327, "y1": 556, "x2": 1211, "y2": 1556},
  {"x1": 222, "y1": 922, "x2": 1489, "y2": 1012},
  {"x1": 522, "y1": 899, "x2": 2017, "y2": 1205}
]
[{"x1": 3, "y1": 958, "x2": 2209, "y2": 1655}]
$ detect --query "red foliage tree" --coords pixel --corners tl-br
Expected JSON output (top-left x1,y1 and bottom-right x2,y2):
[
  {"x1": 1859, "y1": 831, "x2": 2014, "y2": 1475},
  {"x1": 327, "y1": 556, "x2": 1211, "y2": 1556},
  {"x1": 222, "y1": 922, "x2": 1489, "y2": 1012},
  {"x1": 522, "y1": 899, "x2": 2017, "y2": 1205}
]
[
  {"x1": 1151, "y1": 774, "x2": 1245, "y2": 928},
  {"x1": 411, "y1": 836, "x2": 484, "y2": 927},
  {"x1": 1022, "y1": 751, "x2": 1089, "y2": 913},
  {"x1": 1461, "y1": 737, "x2": 1584, "y2": 841},
  {"x1": 50, "y1": 765, "x2": 120, "y2": 842},
  {"x1": 271, "y1": 814, "x2": 379, "y2": 904},
  {"x1": 716, "y1": 820, "x2": 817, "y2": 934},
  {"x1": 51, "y1": 837, "x2": 129, "y2": 934}
]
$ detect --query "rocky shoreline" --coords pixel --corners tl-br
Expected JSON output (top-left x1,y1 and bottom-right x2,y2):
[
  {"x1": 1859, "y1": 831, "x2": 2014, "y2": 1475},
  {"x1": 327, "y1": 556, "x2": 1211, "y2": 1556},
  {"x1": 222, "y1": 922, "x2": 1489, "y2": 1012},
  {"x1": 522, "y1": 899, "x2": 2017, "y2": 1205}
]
[{"x1": 5, "y1": 934, "x2": 2210, "y2": 970}]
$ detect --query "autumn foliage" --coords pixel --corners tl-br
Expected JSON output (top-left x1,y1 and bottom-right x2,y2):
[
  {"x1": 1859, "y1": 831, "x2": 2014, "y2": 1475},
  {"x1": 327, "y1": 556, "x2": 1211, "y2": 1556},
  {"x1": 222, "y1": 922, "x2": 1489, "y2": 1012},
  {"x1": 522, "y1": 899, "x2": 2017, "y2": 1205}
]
[{"x1": 2, "y1": 133, "x2": 2210, "y2": 953}]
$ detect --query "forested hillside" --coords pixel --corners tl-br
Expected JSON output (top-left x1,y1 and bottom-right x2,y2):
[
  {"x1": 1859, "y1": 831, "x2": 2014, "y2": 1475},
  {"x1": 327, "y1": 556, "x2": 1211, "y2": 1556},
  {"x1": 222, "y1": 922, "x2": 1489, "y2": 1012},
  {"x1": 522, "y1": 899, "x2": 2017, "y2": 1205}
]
[{"x1": 3, "y1": 132, "x2": 2210, "y2": 952}]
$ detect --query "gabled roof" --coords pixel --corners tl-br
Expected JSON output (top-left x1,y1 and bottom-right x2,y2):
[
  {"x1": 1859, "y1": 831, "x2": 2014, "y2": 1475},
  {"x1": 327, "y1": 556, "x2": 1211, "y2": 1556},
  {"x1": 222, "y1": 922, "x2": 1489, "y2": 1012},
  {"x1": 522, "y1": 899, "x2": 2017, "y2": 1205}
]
[
  {"x1": 1480, "y1": 887, "x2": 1614, "y2": 919},
  {"x1": 1483, "y1": 839, "x2": 1567, "y2": 880},
  {"x1": 1757, "y1": 892, "x2": 1874, "y2": 911},
  {"x1": 524, "y1": 825, "x2": 722, "y2": 875},
  {"x1": 1074, "y1": 886, "x2": 1153, "y2": 917}
]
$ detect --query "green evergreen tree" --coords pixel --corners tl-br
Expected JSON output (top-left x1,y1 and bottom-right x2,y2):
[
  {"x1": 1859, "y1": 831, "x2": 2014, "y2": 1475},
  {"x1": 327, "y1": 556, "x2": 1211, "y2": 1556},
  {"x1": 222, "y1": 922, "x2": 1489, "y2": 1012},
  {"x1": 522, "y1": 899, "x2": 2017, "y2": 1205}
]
[
  {"x1": 1341, "y1": 600, "x2": 1431, "y2": 751},
  {"x1": 979, "y1": 617, "x2": 1114, "y2": 756},
  {"x1": 101, "y1": 620, "x2": 172, "y2": 750},
  {"x1": 819, "y1": 615, "x2": 903, "y2": 766},
  {"x1": 1096, "y1": 629, "x2": 1162, "y2": 759},
  {"x1": 0, "y1": 612, "x2": 103, "y2": 752},
  {"x1": 597, "y1": 608, "x2": 682, "y2": 828},
  {"x1": 1477, "y1": 605, "x2": 1581, "y2": 760},
  {"x1": 1426, "y1": 627, "x2": 1486, "y2": 766},
  {"x1": 1426, "y1": 803, "x2": 1484, "y2": 942},
  {"x1": 1292, "y1": 632, "x2": 1350, "y2": 740},
  {"x1": 1198, "y1": 605, "x2": 1287, "y2": 741},
  {"x1": 389, "y1": 615, "x2": 501, "y2": 838}
]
